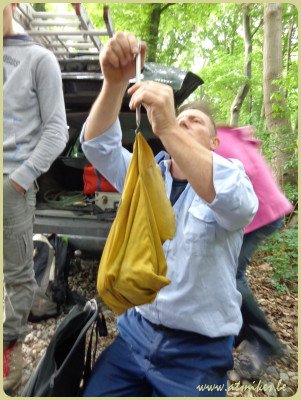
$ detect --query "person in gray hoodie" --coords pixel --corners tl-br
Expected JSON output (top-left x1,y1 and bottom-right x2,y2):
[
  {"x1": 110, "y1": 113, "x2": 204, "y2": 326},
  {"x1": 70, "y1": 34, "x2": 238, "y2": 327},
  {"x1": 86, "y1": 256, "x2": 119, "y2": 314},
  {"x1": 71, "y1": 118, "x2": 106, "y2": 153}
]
[{"x1": 3, "y1": 4, "x2": 68, "y2": 394}]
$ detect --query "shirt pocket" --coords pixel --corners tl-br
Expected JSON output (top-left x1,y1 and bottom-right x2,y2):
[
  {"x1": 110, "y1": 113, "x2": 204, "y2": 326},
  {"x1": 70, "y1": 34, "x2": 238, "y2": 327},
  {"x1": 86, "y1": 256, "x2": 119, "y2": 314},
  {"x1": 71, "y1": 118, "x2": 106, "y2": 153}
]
[{"x1": 184, "y1": 202, "x2": 216, "y2": 256}]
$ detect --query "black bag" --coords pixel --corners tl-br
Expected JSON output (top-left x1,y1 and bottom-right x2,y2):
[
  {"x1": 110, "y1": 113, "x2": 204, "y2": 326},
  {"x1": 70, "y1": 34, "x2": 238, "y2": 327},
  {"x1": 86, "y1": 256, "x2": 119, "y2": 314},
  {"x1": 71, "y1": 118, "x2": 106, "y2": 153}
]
[
  {"x1": 29, "y1": 234, "x2": 80, "y2": 322},
  {"x1": 22, "y1": 299, "x2": 107, "y2": 397}
]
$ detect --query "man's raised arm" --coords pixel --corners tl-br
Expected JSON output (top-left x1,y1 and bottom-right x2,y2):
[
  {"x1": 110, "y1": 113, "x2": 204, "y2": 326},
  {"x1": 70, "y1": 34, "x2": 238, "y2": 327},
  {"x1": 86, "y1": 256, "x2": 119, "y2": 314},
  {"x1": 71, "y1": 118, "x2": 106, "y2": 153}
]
[{"x1": 84, "y1": 32, "x2": 146, "y2": 141}]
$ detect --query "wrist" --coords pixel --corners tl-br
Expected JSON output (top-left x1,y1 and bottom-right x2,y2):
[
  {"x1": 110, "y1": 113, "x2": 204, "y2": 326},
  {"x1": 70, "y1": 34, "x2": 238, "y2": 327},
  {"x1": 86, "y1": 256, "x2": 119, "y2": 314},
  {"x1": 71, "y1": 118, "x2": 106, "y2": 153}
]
[
  {"x1": 102, "y1": 79, "x2": 128, "y2": 96},
  {"x1": 10, "y1": 179, "x2": 25, "y2": 193},
  {"x1": 158, "y1": 124, "x2": 187, "y2": 154},
  {"x1": 155, "y1": 120, "x2": 179, "y2": 139}
]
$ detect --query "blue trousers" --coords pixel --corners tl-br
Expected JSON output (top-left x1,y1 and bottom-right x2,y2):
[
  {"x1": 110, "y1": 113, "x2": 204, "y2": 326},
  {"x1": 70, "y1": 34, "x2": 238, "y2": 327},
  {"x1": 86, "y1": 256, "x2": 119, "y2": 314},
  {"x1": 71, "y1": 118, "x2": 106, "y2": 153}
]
[
  {"x1": 83, "y1": 309, "x2": 234, "y2": 397},
  {"x1": 236, "y1": 218, "x2": 284, "y2": 356}
]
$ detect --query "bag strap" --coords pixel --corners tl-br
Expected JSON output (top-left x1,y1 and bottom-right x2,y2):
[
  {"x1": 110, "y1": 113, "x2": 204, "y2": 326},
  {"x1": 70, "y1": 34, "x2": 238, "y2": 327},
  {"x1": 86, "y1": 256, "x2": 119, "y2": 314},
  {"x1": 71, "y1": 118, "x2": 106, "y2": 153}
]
[
  {"x1": 82, "y1": 308, "x2": 107, "y2": 391},
  {"x1": 94, "y1": 168, "x2": 102, "y2": 192},
  {"x1": 82, "y1": 319, "x2": 98, "y2": 386},
  {"x1": 59, "y1": 300, "x2": 106, "y2": 372}
]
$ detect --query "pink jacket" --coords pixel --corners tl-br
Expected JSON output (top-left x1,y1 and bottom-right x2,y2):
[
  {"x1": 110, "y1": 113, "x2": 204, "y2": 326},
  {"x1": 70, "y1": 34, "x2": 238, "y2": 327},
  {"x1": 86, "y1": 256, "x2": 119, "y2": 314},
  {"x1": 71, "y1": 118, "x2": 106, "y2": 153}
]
[{"x1": 215, "y1": 126, "x2": 293, "y2": 234}]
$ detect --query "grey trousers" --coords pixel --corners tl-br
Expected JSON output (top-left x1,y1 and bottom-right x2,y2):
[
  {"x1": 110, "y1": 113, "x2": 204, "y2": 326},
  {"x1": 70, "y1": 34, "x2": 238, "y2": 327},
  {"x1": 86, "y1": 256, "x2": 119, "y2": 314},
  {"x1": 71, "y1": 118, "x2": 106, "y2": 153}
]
[{"x1": 3, "y1": 175, "x2": 38, "y2": 345}]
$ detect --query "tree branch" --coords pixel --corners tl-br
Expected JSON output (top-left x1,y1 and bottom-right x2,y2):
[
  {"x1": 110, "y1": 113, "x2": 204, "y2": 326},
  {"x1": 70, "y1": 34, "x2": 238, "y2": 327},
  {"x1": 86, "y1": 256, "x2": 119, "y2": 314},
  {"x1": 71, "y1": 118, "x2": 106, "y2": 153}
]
[
  {"x1": 251, "y1": 18, "x2": 263, "y2": 38},
  {"x1": 161, "y1": 3, "x2": 175, "y2": 13},
  {"x1": 230, "y1": 4, "x2": 252, "y2": 126}
]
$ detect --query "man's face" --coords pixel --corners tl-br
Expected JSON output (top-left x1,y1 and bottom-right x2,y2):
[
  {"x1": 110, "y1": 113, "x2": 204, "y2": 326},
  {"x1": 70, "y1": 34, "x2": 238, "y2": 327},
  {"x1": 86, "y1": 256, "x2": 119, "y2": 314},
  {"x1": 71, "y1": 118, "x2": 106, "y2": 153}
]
[{"x1": 176, "y1": 109, "x2": 218, "y2": 150}]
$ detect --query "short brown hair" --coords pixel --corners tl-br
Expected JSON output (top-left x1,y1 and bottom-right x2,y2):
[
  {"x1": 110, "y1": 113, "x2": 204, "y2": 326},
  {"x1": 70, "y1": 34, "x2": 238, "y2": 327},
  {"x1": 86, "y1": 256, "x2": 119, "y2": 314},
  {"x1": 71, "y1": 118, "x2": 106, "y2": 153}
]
[{"x1": 177, "y1": 100, "x2": 217, "y2": 137}]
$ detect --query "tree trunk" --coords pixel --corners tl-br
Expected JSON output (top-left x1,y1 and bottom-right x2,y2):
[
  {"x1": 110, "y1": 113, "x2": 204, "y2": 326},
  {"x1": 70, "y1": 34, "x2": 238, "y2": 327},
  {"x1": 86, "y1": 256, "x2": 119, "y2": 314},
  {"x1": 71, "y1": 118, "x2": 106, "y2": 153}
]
[
  {"x1": 146, "y1": 4, "x2": 173, "y2": 62},
  {"x1": 147, "y1": 5, "x2": 162, "y2": 62},
  {"x1": 285, "y1": 20, "x2": 294, "y2": 98},
  {"x1": 230, "y1": 5, "x2": 252, "y2": 126},
  {"x1": 263, "y1": 3, "x2": 294, "y2": 185}
]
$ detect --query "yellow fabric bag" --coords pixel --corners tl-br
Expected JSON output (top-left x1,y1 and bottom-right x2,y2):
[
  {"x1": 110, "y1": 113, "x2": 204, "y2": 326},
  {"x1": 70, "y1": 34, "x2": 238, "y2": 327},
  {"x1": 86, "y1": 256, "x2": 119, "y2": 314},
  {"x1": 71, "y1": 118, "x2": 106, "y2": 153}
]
[{"x1": 97, "y1": 132, "x2": 176, "y2": 315}]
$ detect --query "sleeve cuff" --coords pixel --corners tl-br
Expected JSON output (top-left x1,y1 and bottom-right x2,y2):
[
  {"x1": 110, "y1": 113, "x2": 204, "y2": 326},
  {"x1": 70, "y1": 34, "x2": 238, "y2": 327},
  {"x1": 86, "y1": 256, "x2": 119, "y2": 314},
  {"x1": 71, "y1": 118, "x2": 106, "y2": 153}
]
[{"x1": 10, "y1": 165, "x2": 37, "y2": 191}]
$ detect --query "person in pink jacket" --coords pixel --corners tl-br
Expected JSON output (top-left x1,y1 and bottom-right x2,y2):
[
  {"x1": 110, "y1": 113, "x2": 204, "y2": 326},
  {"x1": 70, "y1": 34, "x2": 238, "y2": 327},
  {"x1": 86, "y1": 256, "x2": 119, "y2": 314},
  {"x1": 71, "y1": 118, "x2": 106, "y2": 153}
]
[{"x1": 216, "y1": 125, "x2": 293, "y2": 379}]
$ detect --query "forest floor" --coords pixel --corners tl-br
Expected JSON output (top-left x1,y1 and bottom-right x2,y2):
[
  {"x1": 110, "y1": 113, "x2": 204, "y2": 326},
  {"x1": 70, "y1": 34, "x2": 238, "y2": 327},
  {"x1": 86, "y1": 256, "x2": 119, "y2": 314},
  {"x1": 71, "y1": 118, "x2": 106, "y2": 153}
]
[
  {"x1": 227, "y1": 261, "x2": 298, "y2": 397},
  {"x1": 18, "y1": 254, "x2": 298, "y2": 397}
]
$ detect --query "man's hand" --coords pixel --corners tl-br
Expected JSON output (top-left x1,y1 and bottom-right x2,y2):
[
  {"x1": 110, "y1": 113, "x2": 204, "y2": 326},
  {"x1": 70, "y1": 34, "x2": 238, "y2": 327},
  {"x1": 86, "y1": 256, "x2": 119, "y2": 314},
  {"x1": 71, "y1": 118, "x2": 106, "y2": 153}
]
[
  {"x1": 10, "y1": 179, "x2": 25, "y2": 193},
  {"x1": 84, "y1": 31, "x2": 147, "y2": 141},
  {"x1": 100, "y1": 32, "x2": 147, "y2": 86},
  {"x1": 128, "y1": 81, "x2": 178, "y2": 138}
]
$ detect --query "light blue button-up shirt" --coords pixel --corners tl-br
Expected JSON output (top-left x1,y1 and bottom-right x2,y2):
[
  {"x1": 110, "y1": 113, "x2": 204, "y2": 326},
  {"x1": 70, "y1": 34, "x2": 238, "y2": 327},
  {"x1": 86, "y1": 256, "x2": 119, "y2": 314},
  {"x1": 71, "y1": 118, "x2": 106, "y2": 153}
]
[{"x1": 81, "y1": 119, "x2": 258, "y2": 337}]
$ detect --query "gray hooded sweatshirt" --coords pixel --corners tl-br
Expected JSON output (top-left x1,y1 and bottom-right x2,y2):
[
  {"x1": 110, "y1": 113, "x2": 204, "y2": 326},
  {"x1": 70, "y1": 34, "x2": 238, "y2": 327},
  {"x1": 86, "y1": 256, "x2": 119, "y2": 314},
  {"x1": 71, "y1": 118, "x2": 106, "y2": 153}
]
[{"x1": 3, "y1": 35, "x2": 68, "y2": 190}]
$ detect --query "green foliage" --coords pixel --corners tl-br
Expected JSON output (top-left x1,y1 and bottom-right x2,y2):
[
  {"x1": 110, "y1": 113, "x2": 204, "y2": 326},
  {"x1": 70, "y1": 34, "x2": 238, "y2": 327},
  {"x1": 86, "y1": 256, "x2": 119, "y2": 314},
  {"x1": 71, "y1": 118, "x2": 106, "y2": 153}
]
[
  {"x1": 32, "y1": 4, "x2": 46, "y2": 12},
  {"x1": 273, "y1": 62, "x2": 298, "y2": 128},
  {"x1": 85, "y1": 3, "x2": 153, "y2": 45},
  {"x1": 256, "y1": 128, "x2": 273, "y2": 161},
  {"x1": 256, "y1": 226, "x2": 298, "y2": 293},
  {"x1": 82, "y1": 2, "x2": 297, "y2": 177},
  {"x1": 194, "y1": 52, "x2": 246, "y2": 123},
  {"x1": 283, "y1": 183, "x2": 298, "y2": 205}
]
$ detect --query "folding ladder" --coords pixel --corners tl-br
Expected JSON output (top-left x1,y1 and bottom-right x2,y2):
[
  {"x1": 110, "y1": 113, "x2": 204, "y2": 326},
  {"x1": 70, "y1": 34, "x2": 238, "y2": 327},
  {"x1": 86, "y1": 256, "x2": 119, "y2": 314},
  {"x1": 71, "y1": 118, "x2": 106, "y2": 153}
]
[{"x1": 13, "y1": 3, "x2": 114, "y2": 59}]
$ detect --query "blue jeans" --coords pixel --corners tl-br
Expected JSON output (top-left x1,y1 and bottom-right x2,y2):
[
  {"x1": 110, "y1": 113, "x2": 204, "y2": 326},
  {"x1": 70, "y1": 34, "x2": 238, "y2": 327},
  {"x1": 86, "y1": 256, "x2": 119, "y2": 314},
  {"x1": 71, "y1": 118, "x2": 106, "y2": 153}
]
[
  {"x1": 83, "y1": 309, "x2": 234, "y2": 397},
  {"x1": 236, "y1": 218, "x2": 284, "y2": 356}
]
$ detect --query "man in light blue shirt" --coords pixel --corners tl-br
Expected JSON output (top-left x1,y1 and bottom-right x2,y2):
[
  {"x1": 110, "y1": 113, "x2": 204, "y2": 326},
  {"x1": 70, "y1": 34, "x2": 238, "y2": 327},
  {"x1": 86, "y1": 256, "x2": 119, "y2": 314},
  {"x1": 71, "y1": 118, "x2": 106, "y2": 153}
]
[{"x1": 81, "y1": 32, "x2": 258, "y2": 397}]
